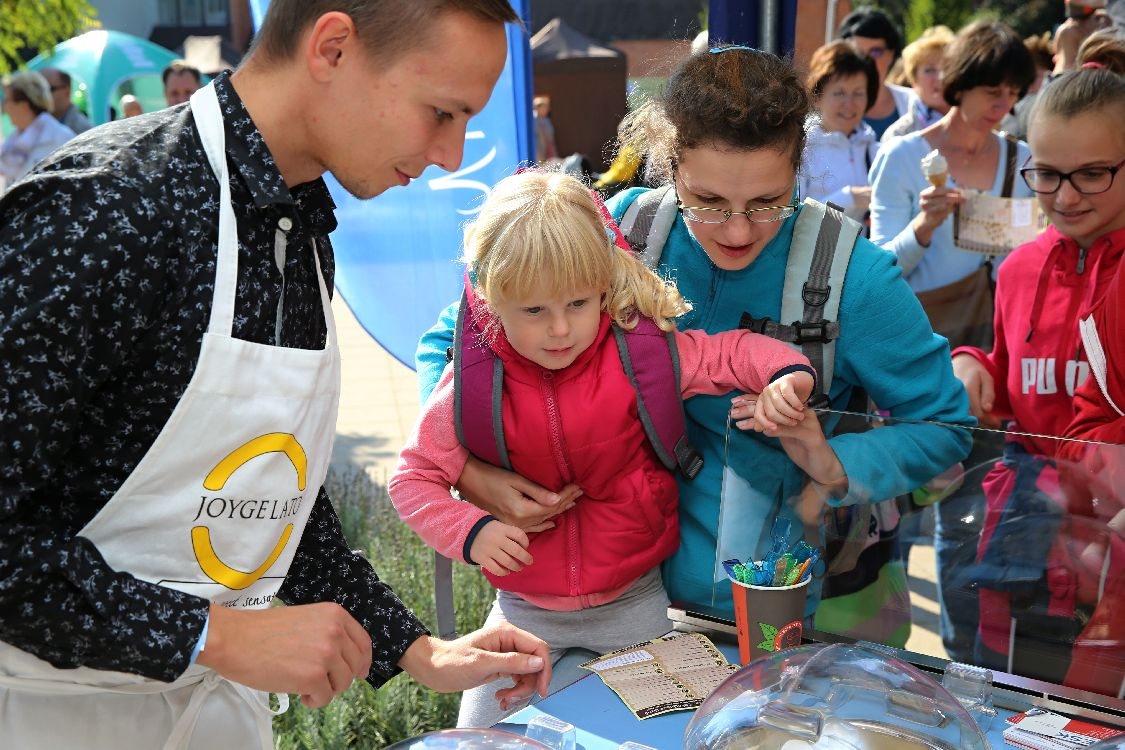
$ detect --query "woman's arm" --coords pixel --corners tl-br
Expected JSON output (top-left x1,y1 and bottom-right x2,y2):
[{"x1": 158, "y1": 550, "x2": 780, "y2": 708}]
[
  {"x1": 869, "y1": 140, "x2": 959, "y2": 275},
  {"x1": 824, "y1": 238, "x2": 975, "y2": 506}
]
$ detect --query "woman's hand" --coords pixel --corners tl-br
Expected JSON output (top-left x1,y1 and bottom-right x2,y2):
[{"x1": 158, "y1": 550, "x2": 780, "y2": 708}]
[
  {"x1": 456, "y1": 455, "x2": 580, "y2": 531},
  {"x1": 731, "y1": 394, "x2": 847, "y2": 490},
  {"x1": 912, "y1": 184, "x2": 963, "y2": 247},
  {"x1": 952, "y1": 353, "x2": 1002, "y2": 428},
  {"x1": 849, "y1": 185, "x2": 872, "y2": 212}
]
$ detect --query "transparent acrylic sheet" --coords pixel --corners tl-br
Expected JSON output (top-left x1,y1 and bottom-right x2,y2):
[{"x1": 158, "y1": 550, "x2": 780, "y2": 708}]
[{"x1": 712, "y1": 406, "x2": 1125, "y2": 702}]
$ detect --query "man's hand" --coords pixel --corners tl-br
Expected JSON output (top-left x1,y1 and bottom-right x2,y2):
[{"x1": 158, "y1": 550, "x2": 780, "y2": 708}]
[
  {"x1": 399, "y1": 622, "x2": 552, "y2": 711},
  {"x1": 197, "y1": 602, "x2": 372, "y2": 709},
  {"x1": 470, "y1": 520, "x2": 533, "y2": 576},
  {"x1": 457, "y1": 455, "x2": 581, "y2": 531}
]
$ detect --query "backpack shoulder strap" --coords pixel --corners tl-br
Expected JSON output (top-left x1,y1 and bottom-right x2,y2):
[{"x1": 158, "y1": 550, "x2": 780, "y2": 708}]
[
  {"x1": 618, "y1": 184, "x2": 679, "y2": 269},
  {"x1": 1001, "y1": 132, "x2": 1019, "y2": 198},
  {"x1": 438, "y1": 287, "x2": 510, "y2": 640},
  {"x1": 613, "y1": 318, "x2": 703, "y2": 479},
  {"x1": 779, "y1": 198, "x2": 860, "y2": 398},
  {"x1": 453, "y1": 288, "x2": 510, "y2": 470}
]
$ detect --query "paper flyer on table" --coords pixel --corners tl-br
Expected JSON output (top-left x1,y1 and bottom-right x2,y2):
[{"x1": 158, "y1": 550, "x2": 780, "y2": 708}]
[
  {"x1": 579, "y1": 633, "x2": 738, "y2": 720},
  {"x1": 954, "y1": 192, "x2": 1048, "y2": 255}
]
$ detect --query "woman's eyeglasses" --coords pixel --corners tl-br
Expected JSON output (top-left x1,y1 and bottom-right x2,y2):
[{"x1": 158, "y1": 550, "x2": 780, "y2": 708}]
[
  {"x1": 1020, "y1": 157, "x2": 1125, "y2": 195},
  {"x1": 677, "y1": 202, "x2": 798, "y2": 224}
]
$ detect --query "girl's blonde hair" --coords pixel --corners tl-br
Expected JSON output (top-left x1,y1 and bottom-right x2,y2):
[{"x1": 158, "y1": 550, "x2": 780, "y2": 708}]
[{"x1": 465, "y1": 170, "x2": 690, "y2": 331}]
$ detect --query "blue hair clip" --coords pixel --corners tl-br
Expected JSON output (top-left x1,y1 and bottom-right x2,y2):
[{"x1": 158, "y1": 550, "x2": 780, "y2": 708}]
[{"x1": 709, "y1": 44, "x2": 759, "y2": 54}]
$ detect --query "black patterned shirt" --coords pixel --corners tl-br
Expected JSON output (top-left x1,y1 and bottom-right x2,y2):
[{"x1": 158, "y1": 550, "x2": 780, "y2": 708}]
[{"x1": 0, "y1": 72, "x2": 428, "y2": 685}]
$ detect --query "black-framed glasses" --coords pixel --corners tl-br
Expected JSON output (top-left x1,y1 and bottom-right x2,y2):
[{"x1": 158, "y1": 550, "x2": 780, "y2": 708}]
[
  {"x1": 49, "y1": 84, "x2": 68, "y2": 92},
  {"x1": 677, "y1": 201, "x2": 798, "y2": 224},
  {"x1": 1020, "y1": 157, "x2": 1125, "y2": 195}
]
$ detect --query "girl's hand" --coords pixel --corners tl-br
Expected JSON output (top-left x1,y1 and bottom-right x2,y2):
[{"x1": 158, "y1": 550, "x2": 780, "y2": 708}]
[
  {"x1": 952, "y1": 354, "x2": 1002, "y2": 429},
  {"x1": 731, "y1": 371, "x2": 815, "y2": 434},
  {"x1": 469, "y1": 520, "x2": 532, "y2": 577}
]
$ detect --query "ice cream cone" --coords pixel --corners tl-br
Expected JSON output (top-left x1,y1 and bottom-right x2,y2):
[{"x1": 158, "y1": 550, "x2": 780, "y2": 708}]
[{"x1": 921, "y1": 149, "x2": 949, "y2": 189}]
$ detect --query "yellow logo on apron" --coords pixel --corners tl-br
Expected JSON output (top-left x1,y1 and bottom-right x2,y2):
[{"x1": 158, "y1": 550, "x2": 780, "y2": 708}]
[{"x1": 193, "y1": 433, "x2": 306, "y2": 590}]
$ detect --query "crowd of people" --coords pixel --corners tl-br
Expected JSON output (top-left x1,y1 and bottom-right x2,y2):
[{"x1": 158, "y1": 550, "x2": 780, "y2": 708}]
[
  {"x1": 2, "y1": 1, "x2": 1125, "y2": 746},
  {"x1": 0, "y1": 57, "x2": 202, "y2": 194}
]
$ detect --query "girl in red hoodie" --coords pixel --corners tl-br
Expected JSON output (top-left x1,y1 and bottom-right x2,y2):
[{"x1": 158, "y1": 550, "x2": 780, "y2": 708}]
[
  {"x1": 389, "y1": 170, "x2": 832, "y2": 727},
  {"x1": 951, "y1": 62, "x2": 1125, "y2": 694}
]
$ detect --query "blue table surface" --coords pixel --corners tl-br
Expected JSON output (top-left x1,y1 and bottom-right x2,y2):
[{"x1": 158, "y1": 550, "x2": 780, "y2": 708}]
[{"x1": 500, "y1": 641, "x2": 1020, "y2": 750}]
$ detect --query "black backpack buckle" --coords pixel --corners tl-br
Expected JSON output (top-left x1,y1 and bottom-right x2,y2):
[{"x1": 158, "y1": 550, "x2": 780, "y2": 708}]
[{"x1": 792, "y1": 321, "x2": 832, "y2": 344}]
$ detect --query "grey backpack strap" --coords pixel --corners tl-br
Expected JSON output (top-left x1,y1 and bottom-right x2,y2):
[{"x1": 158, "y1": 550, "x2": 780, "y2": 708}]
[
  {"x1": 618, "y1": 185, "x2": 678, "y2": 269},
  {"x1": 1001, "y1": 133, "x2": 1019, "y2": 198},
  {"x1": 434, "y1": 551, "x2": 457, "y2": 639},
  {"x1": 780, "y1": 198, "x2": 860, "y2": 398}
]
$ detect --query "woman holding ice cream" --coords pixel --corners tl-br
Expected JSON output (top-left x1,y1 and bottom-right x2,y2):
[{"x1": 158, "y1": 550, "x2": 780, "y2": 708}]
[{"x1": 869, "y1": 19, "x2": 1035, "y2": 351}]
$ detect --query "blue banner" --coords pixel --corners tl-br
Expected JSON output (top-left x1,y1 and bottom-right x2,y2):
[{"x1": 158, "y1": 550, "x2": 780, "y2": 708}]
[{"x1": 248, "y1": 1, "x2": 534, "y2": 368}]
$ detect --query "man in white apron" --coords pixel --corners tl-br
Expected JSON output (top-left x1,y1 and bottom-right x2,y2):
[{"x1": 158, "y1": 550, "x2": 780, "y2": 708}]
[{"x1": 0, "y1": 3, "x2": 550, "y2": 748}]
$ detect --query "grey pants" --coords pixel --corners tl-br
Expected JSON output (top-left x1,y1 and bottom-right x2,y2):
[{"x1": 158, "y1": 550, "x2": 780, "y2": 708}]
[{"x1": 456, "y1": 567, "x2": 673, "y2": 728}]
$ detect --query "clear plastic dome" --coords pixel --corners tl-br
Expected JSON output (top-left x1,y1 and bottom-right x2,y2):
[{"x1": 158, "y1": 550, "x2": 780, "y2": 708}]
[
  {"x1": 683, "y1": 643, "x2": 992, "y2": 750},
  {"x1": 384, "y1": 728, "x2": 552, "y2": 749}
]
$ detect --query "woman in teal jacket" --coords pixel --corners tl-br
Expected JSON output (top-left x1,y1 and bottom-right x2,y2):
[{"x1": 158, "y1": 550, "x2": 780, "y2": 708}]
[{"x1": 416, "y1": 46, "x2": 972, "y2": 644}]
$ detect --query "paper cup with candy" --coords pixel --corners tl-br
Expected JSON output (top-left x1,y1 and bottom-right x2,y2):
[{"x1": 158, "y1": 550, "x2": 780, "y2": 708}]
[{"x1": 726, "y1": 563, "x2": 809, "y2": 665}]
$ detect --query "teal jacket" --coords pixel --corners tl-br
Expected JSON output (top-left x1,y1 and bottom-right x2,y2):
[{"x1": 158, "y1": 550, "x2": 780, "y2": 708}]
[{"x1": 415, "y1": 189, "x2": 973, "y2": 619}]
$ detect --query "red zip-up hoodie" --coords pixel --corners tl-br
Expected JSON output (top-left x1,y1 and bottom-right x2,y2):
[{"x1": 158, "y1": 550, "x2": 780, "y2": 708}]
[
  {"x1": 956, "y1": 224, "x2": 1125, "y2": 694},
  {"x1": 953, "y1": 223, "x2": 1125, "y2": 455}
]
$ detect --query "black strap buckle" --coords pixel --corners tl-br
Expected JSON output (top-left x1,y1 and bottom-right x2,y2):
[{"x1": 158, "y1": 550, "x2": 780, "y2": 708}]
[
  {"x1": 675, "y1": 439, "x2": 704, "y2": 480},
  {"x1": 792, "y1": 320, "x2": 831, "y2": 344},
  {"x1": 739, "y1": 312, "x2": 769, "y2": 334}
]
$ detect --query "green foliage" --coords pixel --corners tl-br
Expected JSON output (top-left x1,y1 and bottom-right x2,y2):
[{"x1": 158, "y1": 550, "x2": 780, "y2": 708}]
[
  {"x1": 869, "y1": 0, "x2": 1065, "y2": 41},
  {"x1": 272, "y1": 468, "x2": 496, "y2": 748},
  {"x1": 904, "y1": 0, "x2": 975, "y2": 42},
  {"x1": 982, "y1": 0, "x2": 1064, "y2": 38},
  {"x1": 0, "y1": 0, "x2": 99, "y2": 74}
]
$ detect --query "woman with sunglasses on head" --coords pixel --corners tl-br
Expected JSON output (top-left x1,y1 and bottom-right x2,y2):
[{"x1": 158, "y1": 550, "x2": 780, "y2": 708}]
[
  {"x1": 954, "y1": 51, "x2": 1125, "y2": 694},
  {"x1": 416, "y1": 45, "x2": 972, "y2": 649},
  {"x1": 837, "y1": 8, "x2": 916, "y2": 140}
]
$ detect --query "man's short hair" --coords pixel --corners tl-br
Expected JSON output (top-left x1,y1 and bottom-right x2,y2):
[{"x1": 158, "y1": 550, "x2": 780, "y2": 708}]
[
  {"x1": 162, "y1": 60, "x2": 203, "y2": 87},
  {"x1": 249, "y1": 0, "x2": 519, "y2": 66},
  {"x1": 40, "y1": 67, "x2": 72, "y2": 90}
]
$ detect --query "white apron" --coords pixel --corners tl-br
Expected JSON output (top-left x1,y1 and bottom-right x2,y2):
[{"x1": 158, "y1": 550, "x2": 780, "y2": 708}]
[{"x1": 0, "y1": 83, "x2": 341, "y2": 750}]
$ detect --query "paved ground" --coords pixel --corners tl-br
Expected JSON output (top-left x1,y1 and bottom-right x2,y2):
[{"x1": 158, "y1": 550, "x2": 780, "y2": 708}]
[
  {"x1": 329, "y1": 293, "x2": 946, "y2": 659},
  {"x1": 330, "y1": 293, "x2": 421, "y2": 484}
]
